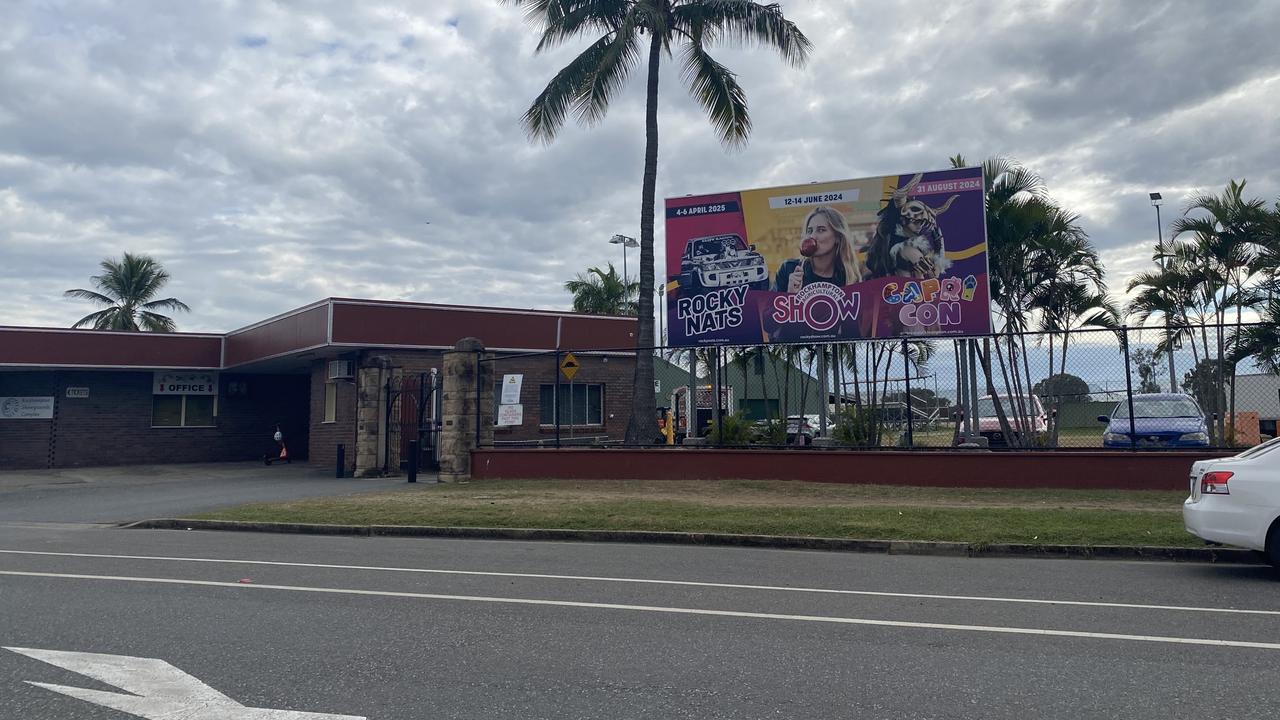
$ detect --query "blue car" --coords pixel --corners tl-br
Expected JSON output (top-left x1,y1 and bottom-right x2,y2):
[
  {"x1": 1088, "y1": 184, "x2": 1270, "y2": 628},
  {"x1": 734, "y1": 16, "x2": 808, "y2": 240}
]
[{"x1": 1098, "y1": 393, "x2": 1211, "y2": 448}]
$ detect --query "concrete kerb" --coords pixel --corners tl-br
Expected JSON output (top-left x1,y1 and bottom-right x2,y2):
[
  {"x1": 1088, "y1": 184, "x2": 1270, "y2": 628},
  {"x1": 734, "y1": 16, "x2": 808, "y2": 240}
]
[{"x1": 123, "y1": 519, "x2": 1268, "y2": 565}]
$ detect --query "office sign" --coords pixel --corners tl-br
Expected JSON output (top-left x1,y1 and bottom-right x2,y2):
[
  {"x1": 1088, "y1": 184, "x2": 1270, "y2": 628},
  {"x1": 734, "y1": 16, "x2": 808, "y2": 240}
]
[
  {"x1": 153, "y1": 372, "x2": 218, "y2": 395},
  {"x1": 496, "y1": 404, "x2": 524, "y2": 427},
  {"x1": 500, "y1": 374, "x2": 523, "y2": 405},
  {"x1": 0, "y1": 397, "x2": 54, "y2": 419}
]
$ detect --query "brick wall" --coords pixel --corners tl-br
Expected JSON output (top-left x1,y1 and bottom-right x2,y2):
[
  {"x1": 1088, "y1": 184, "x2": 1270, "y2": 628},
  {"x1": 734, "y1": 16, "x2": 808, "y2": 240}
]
[
  {"x1": 484, "y1": 352, "x2": 637, "y2": 444},
  {"x1": 368, "y1": 349, "x2": 637, "y2": 446},
  {"x1": 0, "y1": 370, "x2": 309, "y2": 469},
  {"x1": 309, "y1": 360, "x2": 359, "y2": 474},
  {"x1": 305, "y1": 349, "x2": 639, "y2": 472},
  {"x1": 0, "y1": 372, "x2": 57, "y2": 468}
]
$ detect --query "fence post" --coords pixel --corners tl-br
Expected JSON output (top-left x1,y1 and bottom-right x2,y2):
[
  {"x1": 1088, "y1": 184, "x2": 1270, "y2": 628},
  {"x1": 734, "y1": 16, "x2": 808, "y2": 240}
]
[
  {"x1": 407, "y1": 440, "x2": 418, "y2": 483},
  {"x1": 902, "y1": 338, "x2": 914, "y2": 448},
  {"x1": 713, "y1": 346, "x2": 723, "y2": 447},
  {"x1": 336, "y1": 443, "x2": 345, "y2": 478},
  {"x1": 1122, "y1": 326, "x2": 1138, "y2": 450},
  {"x1": 553, "y1": 350, "x2": 561, "y2": 449}
]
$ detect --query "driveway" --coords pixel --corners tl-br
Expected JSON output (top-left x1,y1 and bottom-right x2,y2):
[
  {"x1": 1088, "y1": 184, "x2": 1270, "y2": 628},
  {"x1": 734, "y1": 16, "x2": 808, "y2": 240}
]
[{"x1": 0, "y1": 462, "x2": 416, "y2": 524}]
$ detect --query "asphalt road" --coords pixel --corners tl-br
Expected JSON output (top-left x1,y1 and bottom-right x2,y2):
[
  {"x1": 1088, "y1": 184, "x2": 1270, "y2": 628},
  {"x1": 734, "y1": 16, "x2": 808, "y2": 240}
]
[{"x1": 1, "y1": 464, "x2": 1279, "y2": 719}]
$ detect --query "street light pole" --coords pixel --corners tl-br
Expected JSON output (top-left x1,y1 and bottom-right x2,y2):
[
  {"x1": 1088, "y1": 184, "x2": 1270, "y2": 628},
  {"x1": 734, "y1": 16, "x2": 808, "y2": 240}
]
[
  {"x1": 609, "y1": 234, "x2": 638, "y2": 284},
  {"x1": 656, "y1": 285, "x2": 665, "y2": 348},
  {"x1": 1150, "y1": 192, "x2": 1177, "y2": 391}
]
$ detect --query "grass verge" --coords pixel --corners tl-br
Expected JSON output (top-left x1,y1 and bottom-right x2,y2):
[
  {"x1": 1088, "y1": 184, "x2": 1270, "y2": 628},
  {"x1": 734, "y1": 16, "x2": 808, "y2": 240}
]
[{"x1": 191, "y1": 479, "x2": 1198, "y2": 548}]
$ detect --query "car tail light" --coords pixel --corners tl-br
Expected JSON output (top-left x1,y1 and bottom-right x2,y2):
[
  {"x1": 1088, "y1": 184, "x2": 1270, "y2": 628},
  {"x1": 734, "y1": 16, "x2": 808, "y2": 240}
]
[{"x1": 1201, "y1": 471, "x2": 1233, "y2": 495}]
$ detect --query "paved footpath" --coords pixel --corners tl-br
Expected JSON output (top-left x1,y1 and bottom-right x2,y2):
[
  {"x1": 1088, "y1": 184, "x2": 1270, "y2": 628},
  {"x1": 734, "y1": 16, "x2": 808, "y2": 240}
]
[{"x1": 0, "y1": 462, "x2": 412, "y2": 524}]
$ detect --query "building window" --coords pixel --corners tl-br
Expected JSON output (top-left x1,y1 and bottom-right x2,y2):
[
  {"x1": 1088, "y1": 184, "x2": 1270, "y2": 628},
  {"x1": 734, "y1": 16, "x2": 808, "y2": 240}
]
[
  {"x1": 539, "y1": 384, "x2": 603, "y2": 426},
  {"x1": 324, "y1": 382, "x2": 337, "y2": 423},
  {"x1": 153, "y1": 395, "x2": 217, "y2": 428}
]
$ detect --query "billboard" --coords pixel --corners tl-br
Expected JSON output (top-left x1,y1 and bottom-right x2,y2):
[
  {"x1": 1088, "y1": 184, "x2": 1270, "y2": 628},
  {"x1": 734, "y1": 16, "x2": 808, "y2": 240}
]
[{"x1": 664, "y1": 167, "x2": 991, "y2": 347}]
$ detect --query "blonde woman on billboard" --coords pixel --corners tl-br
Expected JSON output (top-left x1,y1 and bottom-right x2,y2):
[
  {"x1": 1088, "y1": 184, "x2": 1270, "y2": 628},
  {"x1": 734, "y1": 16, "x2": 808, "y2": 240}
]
[{"x1": 772, "y1": 206, "x2": 864, "y2": 293}]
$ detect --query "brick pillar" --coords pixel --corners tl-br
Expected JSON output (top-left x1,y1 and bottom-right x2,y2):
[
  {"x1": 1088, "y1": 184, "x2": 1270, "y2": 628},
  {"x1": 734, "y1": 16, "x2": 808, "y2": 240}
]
[
  {"x1": 355, "y1": 355, "x2": 391, "y2": 477},
  {"x1": 439, "y1": 338, "x2": 493, "y2": 482}
]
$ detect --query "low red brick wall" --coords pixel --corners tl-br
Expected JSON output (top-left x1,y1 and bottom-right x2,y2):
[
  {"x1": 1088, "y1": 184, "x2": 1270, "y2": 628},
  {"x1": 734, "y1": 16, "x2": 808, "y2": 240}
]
[{"x1": 471, "y1": 448, "x2": 1235, "y2": 491}]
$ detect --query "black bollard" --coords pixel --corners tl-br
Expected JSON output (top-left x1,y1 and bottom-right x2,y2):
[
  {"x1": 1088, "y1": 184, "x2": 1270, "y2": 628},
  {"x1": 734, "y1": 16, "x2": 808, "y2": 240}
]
[
  {"x1": 407, "y1": 440, "x2": 418, "y2": 484},
  {"x1": 336, "y1": 443, "x2": 345, "y2": 478}
]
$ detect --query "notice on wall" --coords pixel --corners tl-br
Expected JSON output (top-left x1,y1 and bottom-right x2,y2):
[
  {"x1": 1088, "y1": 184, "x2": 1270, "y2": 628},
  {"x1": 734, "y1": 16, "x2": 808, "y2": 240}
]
[
  {"x1": 0, "y1": 397, "x2": 55, "y2": 419},
  {"x1": 497, "y1": 404, "x2": 524, "y2": 427},
  {"x1": 154, "y1": 372, "x2": 218, "y2": 395},
  {"x1": 500, "y1": 374, "x2": 523, "y2": 405}
]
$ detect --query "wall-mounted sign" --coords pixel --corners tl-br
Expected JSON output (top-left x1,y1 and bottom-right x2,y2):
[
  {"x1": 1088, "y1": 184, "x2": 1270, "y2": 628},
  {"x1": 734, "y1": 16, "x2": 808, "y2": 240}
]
[
  {"x1": 65, "y1": 387, "x2": 90, "y2": 399},
  {"x1": 0, "y1": 397, "x2": 55, "y2": 419},
  {"x1": 497, "y1": 404, "x2": 524, "y2": 426},
  {"x1": 153, "y1": 372, "x2": 218, "y2": 396},
  {"x1": 500, "y1": 374, "x2": 523, "y2": 405}
]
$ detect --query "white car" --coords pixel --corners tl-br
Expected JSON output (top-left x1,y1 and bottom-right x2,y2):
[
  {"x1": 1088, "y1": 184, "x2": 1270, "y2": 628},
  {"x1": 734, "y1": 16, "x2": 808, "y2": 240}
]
[{"x1": 1183, "y1": 437, "x2": 1280, "y2": 569}]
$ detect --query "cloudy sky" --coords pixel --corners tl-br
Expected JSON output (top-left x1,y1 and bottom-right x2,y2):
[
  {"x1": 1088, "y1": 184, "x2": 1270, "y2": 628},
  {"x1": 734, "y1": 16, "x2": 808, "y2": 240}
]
[{"x1": 2, "y1": 0, "x2": 1277, "y2": 334}]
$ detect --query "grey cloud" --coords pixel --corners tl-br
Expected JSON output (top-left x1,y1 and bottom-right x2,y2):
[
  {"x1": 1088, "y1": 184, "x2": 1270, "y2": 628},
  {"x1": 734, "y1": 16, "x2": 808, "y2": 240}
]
[{"x1": 1, "y1": 0, "x2": 1277, "y2": 334}]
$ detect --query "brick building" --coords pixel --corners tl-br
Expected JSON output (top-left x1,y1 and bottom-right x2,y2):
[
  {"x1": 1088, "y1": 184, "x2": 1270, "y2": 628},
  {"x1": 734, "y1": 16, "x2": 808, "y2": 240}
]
[{"x1": 0, "y1": 298, "x2": 637, "y2": 474}]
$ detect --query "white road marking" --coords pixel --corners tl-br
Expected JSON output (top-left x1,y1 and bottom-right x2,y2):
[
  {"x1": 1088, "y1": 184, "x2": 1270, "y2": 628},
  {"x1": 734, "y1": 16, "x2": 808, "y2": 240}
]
[
  {"x1": 3, "y1": 569, "x2": 1279, "y2": 651},
  {"x1": 5, "y1": 647, "x2": 365, "y2": 719},
  {"x1": 1, "y1": 548, "x2": 1275, "y2": 617}
]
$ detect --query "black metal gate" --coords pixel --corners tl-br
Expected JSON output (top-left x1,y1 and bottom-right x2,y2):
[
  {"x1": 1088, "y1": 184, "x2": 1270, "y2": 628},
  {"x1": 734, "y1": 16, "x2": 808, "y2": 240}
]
[{"x1": 386, "y1": 370, "x2": 442, "y2": 472}]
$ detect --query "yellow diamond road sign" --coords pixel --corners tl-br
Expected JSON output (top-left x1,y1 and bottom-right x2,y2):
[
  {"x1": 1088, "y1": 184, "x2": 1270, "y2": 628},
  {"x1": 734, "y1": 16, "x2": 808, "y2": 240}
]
[{"x1": 560, "y1": 353, "x2": 580, "y2": 381}]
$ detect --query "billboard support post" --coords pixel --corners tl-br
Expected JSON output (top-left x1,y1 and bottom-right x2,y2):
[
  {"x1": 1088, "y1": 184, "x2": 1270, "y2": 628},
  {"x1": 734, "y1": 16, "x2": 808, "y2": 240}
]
[
  {"x1": 968, "y1": 339, "x2": 980, "y2": 441},
  {"x1": 688, "y1": 352, "x2": 697, "y2": 442},
  {"x1": 818, "y1": 347, "x2": 829, "y2": 438}
]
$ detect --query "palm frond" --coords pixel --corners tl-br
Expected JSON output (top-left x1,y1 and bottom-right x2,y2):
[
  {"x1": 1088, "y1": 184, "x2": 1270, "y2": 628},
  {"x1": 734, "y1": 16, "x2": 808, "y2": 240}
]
[
  {"x1": 63, "y1": 288, "x2": 117, "y2": 306},
  {"x1": 521, "y1": 34, "x2": 626, "y2": 142},
  {"x1": 674, "y1": 0, "x2": 813, "y2": 67},
  {"x1": 138, "y1": 311, "x2": 179, "y2": 333},
  {"x1": 679, "y1": 43, "x2": 749, "y2": 146}
]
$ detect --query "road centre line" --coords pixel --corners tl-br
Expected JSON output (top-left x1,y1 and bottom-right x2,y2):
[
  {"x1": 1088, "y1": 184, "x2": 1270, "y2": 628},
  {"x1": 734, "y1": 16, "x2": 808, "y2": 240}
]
[
  {"x1": 1, "y1": 549, "x2": 1277, "y2": 617},
  {"x1": 4, "y1": 569, "x2": 1279, "y2": 651}
]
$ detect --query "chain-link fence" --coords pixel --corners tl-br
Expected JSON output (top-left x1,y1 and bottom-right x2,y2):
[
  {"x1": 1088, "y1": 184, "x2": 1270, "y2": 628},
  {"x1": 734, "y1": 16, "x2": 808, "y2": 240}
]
[{"x1": 476, "y1": 322, "x2": 1277, "y2": 451}]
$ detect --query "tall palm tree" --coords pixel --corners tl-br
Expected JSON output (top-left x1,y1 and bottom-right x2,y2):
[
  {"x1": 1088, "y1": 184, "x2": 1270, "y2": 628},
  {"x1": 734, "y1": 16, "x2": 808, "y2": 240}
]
[
  {"x1": 1038, "y1": 281, "x2": 1119, "y2": 445},
  {"x1": 950, "y1": 155, "x2": 1102, "y2": 446},
  {"x1": 509, "y1": 0, "x2": 812, "y2": 443},
  {"x1": 1169, "y1": 179, "x2": 1270, "y2": 442},
  {"x1": 564, "y1": 263, "x2": 639, "y2": 315},
  {"x1": 1237, "y1": 296, "x2": 1280, "y2": 373},
  {"x1": 64, "y1": 252, "x2": 190, "y2": 332}
]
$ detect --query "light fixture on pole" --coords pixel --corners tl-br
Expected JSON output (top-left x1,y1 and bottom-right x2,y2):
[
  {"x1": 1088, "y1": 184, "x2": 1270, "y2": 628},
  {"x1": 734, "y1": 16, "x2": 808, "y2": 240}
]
[
  {"x1": 1150, "y1": 191, "x2": 1177, "y2": 391},
  {"x1": 656, "y1": 284, "x2": 666, "y2": 348},
  {"x1": 609, "y1": 234, "x2": 638, "y2": 283}
]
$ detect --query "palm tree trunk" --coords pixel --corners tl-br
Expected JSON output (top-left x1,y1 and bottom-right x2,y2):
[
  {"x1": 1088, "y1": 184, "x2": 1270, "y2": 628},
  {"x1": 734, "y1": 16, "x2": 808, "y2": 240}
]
[
  {"x1": 1230, "y1": 281, "x2": 1242, "y2": 443},
  {"x1": 625, "y1": 33, "x2": 663, "y2": 445},
  {"x1": 1216, "y1": 306, "x2": 1226, "y2": 444},
  {"x1": 979, "y1": 340, "x2": 1018, "y2": 444}
]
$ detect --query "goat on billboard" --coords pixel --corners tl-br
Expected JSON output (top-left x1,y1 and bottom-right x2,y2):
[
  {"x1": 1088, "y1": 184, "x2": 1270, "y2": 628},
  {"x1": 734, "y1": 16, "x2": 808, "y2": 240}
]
[{"x1": 664, "y1": 167, "x2": 992, "y2": 347}]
